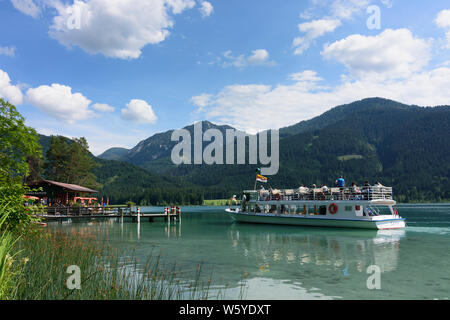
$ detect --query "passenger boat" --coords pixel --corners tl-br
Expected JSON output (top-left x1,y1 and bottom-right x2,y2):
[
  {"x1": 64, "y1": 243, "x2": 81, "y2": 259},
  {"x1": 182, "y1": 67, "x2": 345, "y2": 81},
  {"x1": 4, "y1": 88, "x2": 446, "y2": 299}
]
[{"x1": 226, "y1": 185, "x2": 406, "y2": 230}]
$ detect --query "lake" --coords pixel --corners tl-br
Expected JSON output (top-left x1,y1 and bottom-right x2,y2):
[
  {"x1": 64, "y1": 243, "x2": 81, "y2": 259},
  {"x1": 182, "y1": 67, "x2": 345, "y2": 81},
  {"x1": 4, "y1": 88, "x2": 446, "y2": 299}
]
[{"x1": 48, "y1": 204, "x2": 450, "y2": 300}]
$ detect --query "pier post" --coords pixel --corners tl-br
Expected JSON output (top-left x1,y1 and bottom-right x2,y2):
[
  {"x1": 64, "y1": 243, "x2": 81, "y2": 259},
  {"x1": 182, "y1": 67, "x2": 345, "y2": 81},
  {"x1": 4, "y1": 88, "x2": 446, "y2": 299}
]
[{"x1": 137, "y1": 206, "x2": 141, "y2": 224}]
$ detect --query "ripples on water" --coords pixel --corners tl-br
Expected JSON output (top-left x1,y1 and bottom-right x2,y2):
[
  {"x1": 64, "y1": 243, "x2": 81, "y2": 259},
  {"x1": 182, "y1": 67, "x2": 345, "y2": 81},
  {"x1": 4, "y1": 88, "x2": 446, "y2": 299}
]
[{"x1": 49, "y1": 203, "x2": 450, "y2": 300}]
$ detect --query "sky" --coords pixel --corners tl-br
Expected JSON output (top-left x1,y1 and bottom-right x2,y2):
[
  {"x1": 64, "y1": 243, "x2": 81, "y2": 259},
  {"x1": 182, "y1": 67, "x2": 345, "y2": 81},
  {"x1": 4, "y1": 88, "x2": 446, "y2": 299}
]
[{"x1": 0, "y1": 0, "x2": 449, "y2": 155}]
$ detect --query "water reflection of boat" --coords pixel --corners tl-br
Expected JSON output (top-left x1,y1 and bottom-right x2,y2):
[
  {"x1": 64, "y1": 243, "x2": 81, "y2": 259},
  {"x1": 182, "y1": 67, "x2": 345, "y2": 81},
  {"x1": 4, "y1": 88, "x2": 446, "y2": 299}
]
[{"x1": 228, "y1": 224, "x2": 404, "y2": 274}]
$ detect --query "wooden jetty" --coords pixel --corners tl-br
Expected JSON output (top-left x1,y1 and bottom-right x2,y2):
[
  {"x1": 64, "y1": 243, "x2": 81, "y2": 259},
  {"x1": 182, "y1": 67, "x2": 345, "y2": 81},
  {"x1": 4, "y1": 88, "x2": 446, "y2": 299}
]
[{"x1": 37, "y1": 205, "x2": 181, "y2": 223}]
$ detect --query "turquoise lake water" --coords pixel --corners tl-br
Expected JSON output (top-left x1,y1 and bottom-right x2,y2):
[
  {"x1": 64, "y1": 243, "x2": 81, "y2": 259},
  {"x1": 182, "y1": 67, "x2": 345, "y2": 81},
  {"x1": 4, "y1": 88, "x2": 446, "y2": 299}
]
[{"x1": 49, "y1": 204, "x2": 450, "y2": 300}]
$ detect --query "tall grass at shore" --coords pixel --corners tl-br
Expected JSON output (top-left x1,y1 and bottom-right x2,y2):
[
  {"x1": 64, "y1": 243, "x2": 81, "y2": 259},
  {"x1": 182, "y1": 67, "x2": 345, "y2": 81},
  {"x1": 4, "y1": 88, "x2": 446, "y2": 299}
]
[{"x1": 11, "y1": 229, "x2": 234, "y2": 300}]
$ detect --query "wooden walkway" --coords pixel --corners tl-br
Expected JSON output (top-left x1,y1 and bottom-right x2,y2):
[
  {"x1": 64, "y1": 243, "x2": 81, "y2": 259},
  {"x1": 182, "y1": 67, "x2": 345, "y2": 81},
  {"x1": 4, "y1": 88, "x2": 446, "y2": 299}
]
[{"x1": 37, "y1": 206, "x2": 181, "y2": 222}]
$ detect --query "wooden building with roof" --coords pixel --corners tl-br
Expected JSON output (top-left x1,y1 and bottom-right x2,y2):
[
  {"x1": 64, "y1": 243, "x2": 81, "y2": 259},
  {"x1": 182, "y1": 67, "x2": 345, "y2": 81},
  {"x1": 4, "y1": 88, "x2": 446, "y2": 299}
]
[{"x1": 27, "y1": 179, "x2": 99, "y2": 206}]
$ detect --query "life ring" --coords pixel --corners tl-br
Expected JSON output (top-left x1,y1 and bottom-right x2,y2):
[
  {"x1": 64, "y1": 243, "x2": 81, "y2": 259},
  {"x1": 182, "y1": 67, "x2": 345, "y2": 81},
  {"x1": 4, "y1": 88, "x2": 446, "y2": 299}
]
[{"x1": 328, "y1": 203, "x2": 338, "y2": 214}]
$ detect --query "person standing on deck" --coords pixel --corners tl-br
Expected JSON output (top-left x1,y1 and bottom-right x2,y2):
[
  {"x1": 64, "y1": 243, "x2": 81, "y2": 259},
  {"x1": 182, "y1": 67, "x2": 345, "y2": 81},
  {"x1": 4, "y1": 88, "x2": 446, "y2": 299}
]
[
  {"x1": 335, "y1": 176, "x2": 345, "y2": 188},
  {"x1": 335, "y1": 176, "x2": 346, "y2": 199}
]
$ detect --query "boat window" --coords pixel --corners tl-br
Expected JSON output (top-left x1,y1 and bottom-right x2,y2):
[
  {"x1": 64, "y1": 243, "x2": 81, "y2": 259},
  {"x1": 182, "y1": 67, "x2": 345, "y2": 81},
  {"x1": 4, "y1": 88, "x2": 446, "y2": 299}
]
[
  {"x1": 345, "y1": 206, "x2": 352, "y2": 211},
  {"x1": 255, "y1": 204, "x2": 261, "y2": 213},
  {"x1": 298, "y1": 205, "x2": 307, "y2": 215},
  {"x1": 269, "y1": 205, "x2": 277, "y2": 213},
  {"x1": 319, "y1": 205, "x2": 327, "y2": 215},
  {"x1": 289, "y1": 205, "x2": 297, "y2": 214}
]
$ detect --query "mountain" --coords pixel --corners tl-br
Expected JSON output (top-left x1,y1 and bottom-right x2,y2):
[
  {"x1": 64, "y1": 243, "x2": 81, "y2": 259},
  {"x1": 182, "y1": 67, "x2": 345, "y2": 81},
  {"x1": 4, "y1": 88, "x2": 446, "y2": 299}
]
[
  {"x1": 279, "y1": 97, "x2": 418, "y2": 138},
  {"x1": 98, "y1": 147, "x2": 129, "y2": 161},
  {"x1": 99, "y1": 120, "x2": 235, "y2": 173},
  {"x1": 37, "y1": 98, "x2": 450, "y2": 203},
  {"x1": 97, "y1": 97, "x2": 450, "y2": 203}
]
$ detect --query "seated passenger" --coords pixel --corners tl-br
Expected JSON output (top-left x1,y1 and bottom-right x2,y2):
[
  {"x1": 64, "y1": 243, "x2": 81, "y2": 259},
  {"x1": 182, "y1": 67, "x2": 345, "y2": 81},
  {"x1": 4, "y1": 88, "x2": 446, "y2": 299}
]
[
  {"x1": 351, "y1": 182, "x2": 361, "y2": 200},
  {"x1": 375, "y1": 181, "x2": 384, "y2": 187},
  {"x1": 351, "y1": 182, "x2": 361, "y2": 193}
]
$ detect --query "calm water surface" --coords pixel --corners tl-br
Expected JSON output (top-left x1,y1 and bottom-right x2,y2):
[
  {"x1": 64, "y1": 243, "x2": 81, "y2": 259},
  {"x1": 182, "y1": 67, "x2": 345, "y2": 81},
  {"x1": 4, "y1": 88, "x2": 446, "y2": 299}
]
[{"x1": 49, "y1": 204, "x2": 450, "y2": 299}]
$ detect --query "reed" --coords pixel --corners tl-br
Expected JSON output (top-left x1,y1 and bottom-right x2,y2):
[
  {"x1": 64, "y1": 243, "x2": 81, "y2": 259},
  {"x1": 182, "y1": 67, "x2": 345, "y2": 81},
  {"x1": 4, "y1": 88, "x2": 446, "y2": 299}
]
[{"x1": 11, "y1": 229, "x2": 235, "y2": 300}]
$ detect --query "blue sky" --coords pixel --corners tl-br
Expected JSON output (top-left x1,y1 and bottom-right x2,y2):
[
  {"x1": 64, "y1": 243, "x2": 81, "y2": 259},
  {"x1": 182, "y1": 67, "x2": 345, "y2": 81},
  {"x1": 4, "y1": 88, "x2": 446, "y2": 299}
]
[{"x1": 1, "y1": 0, "x2": 449, "y2": 154}]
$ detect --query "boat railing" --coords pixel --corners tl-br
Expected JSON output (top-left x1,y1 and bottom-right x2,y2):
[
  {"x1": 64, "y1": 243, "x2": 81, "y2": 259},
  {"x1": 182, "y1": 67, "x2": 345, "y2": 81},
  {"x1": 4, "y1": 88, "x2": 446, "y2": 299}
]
[{"x1": 246, "y1": 186, "x2": 393, "y2": 202}]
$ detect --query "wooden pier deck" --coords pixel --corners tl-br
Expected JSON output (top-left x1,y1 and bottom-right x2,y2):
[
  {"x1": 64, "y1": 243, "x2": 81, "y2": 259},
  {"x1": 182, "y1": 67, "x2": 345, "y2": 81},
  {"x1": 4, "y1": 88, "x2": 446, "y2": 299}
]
[{"x1": 37, "y1": 206, "x2": 181, "y2": 222}]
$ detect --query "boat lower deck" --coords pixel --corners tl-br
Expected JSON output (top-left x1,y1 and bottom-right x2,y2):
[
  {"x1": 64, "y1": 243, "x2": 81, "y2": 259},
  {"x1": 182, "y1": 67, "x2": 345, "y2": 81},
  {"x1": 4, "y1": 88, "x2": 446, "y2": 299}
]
[{"x1": 226, "y1": 209, "x2": 406, "y2": 230}]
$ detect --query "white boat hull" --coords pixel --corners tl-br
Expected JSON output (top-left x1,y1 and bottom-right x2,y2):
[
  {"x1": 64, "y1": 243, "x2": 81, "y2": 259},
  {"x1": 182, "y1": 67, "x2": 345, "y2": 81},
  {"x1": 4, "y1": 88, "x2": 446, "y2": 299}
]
[{"x1": 226, "y1": 209, "x2": 406, "y2": 230}]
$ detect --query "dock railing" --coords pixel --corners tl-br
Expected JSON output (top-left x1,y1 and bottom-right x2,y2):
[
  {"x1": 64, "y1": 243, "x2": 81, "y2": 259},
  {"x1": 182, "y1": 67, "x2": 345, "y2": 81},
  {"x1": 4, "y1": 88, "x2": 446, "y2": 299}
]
[
  {"x1": 246, "y1": 185, "x2": 393, "y2": 202},
  {"x1": 43, "y1": 205, "x2": 130, "y2": 216}
]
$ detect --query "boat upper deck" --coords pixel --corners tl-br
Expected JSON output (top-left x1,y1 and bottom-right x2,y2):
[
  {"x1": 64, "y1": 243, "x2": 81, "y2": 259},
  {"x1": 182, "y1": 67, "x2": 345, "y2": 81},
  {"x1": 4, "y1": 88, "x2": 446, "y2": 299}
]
[{"x1": 244, "y1": 185, "x2": 393, "y2": 202}]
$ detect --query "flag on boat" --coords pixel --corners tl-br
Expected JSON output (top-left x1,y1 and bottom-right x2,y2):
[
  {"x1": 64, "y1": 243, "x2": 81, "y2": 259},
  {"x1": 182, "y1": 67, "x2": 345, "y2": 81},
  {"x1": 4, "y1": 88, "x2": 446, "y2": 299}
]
[{"x1": 256, "y1": 174, "x2": 268, "y2": 183}]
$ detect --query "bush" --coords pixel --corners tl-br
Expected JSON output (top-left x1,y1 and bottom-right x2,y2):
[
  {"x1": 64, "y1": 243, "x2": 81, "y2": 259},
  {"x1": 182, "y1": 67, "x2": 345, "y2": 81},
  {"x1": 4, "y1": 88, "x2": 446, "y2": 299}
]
[{"x1": 0, "y1": 184, "x2": 42, "y2": 231}]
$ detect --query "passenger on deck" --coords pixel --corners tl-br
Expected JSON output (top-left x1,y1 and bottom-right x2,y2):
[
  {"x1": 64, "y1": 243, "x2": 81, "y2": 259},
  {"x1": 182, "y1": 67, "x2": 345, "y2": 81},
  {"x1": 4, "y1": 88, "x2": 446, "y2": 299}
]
[
  {"x1": 351, "y1": 182, "x2": 361, "y2": 199},
  {"x1": 317, "y1": 185, "x2": 328, "y2": 200},
  {"x1": 362, "y1": 180, "x2": 370, "y2": 200},
  {"x1": 335, "y1": 176, "x2": 345, "y2": 188},
  {"x1": 259, "y1": 185, "x2": 268, "y2": 200},
  {"x1": 299, "y1": 185, "x2": 309, "y2": 192},
  {"x1": 335, "y1": 176, "x2": 345, "y2": 199}
]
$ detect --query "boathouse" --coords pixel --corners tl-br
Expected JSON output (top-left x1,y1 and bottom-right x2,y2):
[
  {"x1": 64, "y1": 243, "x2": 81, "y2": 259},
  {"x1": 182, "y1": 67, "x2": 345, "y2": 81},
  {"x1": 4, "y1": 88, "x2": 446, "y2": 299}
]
[{"x1": 27, "y1": 180, "x2": 98, "y2": 206}]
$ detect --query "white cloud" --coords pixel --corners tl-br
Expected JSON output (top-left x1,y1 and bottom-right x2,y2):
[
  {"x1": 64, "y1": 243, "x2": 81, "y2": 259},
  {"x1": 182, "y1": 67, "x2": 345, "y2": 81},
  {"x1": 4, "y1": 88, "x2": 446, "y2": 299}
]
[
  {"x1": 10, "y1": 0, "x2": 41, "y2": 18},
  {"x1": 380, "y1": 0, "x2": 393, "y2": 8},
  {"x1": 26, "y1": 83, "x2": 94, "y2": 123},
  {"x1": 435, "y1": 9, "x2": 450, "y2": 48},
  {"x1": 92, "y1": 103, "x2": 115, "y2": 112},
  {"x1": 435, "y1": 9, "x2": 450, "y2": 29},
  {"x1": 294, "y1": 0, "x2": 376, "y2": 55},
  {"x1": 166, "y1": 0, "x2": 195, "y2": 14},
  {"x1": 191, "y1": 66, "x2": 450, "y2": 133},
  {"x1": 0, "y1": 46, "x2": 16, "y2": 57},
  {"x1": 121, "y1": 99, "x2": 157, "y2": 124},
  {"x1": 199, "y1": 1, "x2": 213, "y2": 18},
  {"x1": 222, "y1": 49, "x2": 275, "y2": 67},
  {"x1": 45, "y1": 0, "x2": 196, "y2": 59},
  {"x1": 330, "y1": 0, "x2": 370, "y2": 20},
  {"x1": 190, "y1": 93, "x2": 212, "y2": 112},
  {"x1": 0, "y1": 69, "x2": 23, "y2": 106},
  {"x1": 322, "y1": 29, "x2": 432, "y2": 79},
  {"x1": 293, "y1": 19, "x2": 341, "y2": 55}
]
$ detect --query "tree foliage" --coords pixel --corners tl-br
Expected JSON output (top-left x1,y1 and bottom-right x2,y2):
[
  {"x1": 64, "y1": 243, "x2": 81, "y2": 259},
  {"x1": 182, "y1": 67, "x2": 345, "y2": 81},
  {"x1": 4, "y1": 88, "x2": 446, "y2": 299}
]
[
  {"x1": 44, "y1": 136, "x2": 99, "y2": 189},
  {"x1": 0, "y1": 99, "x2": 41, "y2": 184}
]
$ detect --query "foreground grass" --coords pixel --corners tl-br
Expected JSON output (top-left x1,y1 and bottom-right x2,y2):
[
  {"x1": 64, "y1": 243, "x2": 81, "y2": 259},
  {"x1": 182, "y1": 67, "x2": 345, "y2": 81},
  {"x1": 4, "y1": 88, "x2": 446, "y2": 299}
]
[{"x1": 11, "y1": 229, "x2": 231, "y2": 300}]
